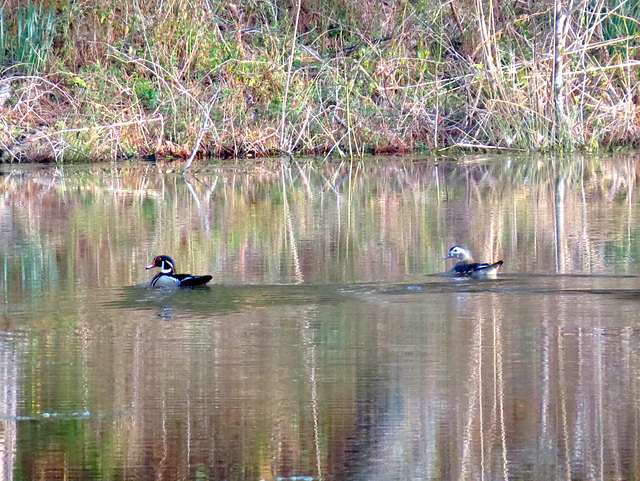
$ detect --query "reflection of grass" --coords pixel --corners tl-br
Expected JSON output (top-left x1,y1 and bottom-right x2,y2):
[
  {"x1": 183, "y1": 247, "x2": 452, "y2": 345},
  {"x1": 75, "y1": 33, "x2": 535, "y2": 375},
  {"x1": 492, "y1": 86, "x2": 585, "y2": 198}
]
[
  {"x1": 0, "y1": 156, "x2": 638, "y2": 295},
  {"x1": 4, "y1": 156, "x2": 640, "y2": 479}
]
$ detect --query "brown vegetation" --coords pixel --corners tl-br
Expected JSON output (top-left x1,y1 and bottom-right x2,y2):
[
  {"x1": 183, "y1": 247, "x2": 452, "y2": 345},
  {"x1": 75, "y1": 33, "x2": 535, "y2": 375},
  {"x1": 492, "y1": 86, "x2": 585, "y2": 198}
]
[{"x1": 0, "y1": 0, "x2": 638, "y2": 162}]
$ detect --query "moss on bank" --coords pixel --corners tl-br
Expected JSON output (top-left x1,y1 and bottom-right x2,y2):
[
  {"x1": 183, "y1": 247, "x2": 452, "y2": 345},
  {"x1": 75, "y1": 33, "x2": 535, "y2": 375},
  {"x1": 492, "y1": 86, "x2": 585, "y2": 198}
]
[{"x1": 0, "y1": 0, "x2": 639, "y2": 162}]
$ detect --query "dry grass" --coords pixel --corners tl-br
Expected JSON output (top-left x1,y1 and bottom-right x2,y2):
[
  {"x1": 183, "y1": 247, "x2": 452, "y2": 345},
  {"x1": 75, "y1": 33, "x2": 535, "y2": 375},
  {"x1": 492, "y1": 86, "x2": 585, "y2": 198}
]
[{"x1": 0, "y1": 0, "x2": 638, "y2": 162}]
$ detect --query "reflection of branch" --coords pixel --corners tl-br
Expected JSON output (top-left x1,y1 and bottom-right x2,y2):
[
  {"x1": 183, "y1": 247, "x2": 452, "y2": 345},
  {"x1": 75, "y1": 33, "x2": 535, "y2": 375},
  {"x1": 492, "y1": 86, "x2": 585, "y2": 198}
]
[
  {"x1": 320, "y1": 160, "x2": 346, "y2": 195},
  {"x1": 183, "y1": 175, "x2": 211, "y2": 232},
  {"x1": 301, "y1": 310, "x2": 323, "y2": 480},
  {"x1": 493, "y1": 302, "x2": 509, "y2": 479},
  {"x1": 295, "y1": 161, "x2": 314, "y2": 199},
  {"x1": 281, "y1": 161, "x2": 303, "y2": 283},
  {"x1": 461, "y1": 310, "x2": 482, "y2": 479},
  {"x1": 0, "y1": 170, "x2": 12, "y2": 186},
  {"x1": 558, "y1": 323, "x2": 571, "y2": 478},
  {"x1": 555, "y1": 177, "x2": 565, "y2": 273}
]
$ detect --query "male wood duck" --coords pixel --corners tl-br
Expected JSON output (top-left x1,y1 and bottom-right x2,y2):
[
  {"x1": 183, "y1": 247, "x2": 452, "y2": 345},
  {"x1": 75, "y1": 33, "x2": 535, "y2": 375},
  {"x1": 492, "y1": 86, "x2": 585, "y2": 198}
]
[
  {"x1": 444, "y1": 246, "x2": 503, "y2": 278},
  {"x1": 146, "y1": 255, "x2": 213, "y2": 287}
]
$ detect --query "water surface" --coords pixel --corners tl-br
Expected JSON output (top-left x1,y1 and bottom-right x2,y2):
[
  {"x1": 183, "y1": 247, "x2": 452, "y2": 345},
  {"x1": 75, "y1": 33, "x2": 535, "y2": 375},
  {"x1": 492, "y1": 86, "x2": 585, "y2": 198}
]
[{"x1": 2, "y1": 154, "x2": 640, "y2": 480}]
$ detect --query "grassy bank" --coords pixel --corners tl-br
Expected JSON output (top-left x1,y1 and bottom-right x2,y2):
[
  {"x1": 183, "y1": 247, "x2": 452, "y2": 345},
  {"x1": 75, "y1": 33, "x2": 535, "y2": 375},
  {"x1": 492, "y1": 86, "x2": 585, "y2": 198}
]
[{"x1": 0, "y1": 0, "x2": 639, "y2": 162}]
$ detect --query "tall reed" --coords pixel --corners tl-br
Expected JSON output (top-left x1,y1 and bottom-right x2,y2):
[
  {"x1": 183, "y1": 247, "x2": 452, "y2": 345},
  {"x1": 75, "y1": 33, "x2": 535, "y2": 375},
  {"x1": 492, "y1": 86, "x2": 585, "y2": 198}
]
[{"x1": 3, "y1": 1, "x2": 56, "y2": 73}]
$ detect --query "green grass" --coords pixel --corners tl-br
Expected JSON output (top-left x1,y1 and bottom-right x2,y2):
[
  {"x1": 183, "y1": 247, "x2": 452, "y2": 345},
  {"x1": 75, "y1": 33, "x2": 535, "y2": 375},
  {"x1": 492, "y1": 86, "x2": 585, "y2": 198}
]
[{"x1": 1, "y1": 1, "x2": 56, "y2": 73}]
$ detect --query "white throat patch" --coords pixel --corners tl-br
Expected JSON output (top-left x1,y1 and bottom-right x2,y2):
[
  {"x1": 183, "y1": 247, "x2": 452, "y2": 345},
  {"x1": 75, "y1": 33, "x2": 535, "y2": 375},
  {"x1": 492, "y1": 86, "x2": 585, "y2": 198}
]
[{"x1": 160, "y1": 262, "x2": 174, "y2": 274}]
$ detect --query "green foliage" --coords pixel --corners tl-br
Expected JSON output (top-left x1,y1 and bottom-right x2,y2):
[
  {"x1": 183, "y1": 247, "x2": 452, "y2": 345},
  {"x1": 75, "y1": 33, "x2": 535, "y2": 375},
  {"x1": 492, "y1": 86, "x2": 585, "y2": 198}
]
[
  {"x1": 1, "y1": 1, "x2": 56, "y2": 73},
  {"x1": 134, "y1": 77, "x2": 161, "y2": 111},
  {"x1": 601, "y1": 0, "x2": 640, "y2": 55}
]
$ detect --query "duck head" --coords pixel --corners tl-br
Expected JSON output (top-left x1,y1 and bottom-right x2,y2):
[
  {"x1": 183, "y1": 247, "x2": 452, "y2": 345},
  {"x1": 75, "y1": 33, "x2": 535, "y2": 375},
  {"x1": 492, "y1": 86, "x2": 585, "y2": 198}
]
[
  {"x1": 146, "y1": 255, "x2": 176, "y2": 274},
  {"x1": 444, "y1": 246, "x2": 473, "y2": 262}
]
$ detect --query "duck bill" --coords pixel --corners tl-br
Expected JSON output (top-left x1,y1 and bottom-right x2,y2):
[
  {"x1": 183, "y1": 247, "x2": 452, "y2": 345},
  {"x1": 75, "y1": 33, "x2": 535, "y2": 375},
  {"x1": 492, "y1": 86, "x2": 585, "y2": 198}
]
[{"x1": 145, "y1": 263, "x2": 156, "y2": 270}]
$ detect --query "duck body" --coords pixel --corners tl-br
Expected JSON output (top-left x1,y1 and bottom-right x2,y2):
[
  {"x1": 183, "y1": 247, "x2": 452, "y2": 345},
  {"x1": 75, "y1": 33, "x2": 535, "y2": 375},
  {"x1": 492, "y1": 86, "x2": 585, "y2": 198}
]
[
  {"x1": 146, "y1": 255, "x2": 212, "y2": 287},
  {"x1": 444, "y1": 246, "x2": 503, "y2": 278}
]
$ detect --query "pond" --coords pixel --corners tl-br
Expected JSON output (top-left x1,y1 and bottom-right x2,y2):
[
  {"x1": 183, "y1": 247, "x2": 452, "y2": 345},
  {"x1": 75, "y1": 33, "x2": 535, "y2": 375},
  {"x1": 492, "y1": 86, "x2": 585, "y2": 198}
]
[{"x1": 2, "y1": 154, "x2": 640, "y2": 480}]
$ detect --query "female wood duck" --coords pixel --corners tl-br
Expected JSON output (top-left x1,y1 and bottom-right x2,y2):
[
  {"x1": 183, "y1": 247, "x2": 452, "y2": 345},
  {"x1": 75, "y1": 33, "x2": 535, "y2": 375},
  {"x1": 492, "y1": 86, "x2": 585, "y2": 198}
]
[
  {"x1": 444, "y1": 246, "x2": 503, "y2": 278},
  {"x1": 146, "y1": 255, "x2": 213, "y2": 287}
]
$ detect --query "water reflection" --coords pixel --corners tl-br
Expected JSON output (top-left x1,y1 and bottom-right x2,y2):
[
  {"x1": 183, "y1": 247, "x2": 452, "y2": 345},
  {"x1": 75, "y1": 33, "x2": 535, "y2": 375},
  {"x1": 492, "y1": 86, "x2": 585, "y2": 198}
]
[{"x1": 0, "y1": 155, "x2": 640, "y2": 479}]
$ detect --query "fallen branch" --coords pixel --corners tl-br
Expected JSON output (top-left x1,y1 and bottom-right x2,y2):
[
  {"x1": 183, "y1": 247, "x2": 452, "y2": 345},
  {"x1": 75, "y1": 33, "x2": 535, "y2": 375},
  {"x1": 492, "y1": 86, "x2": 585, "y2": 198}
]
[
  {"x1": 52, "y1": 116, "x2": 164, "y2": 135},
  {"x1": 452, "y1": 142, "x2": 526, "y2": 152}
]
